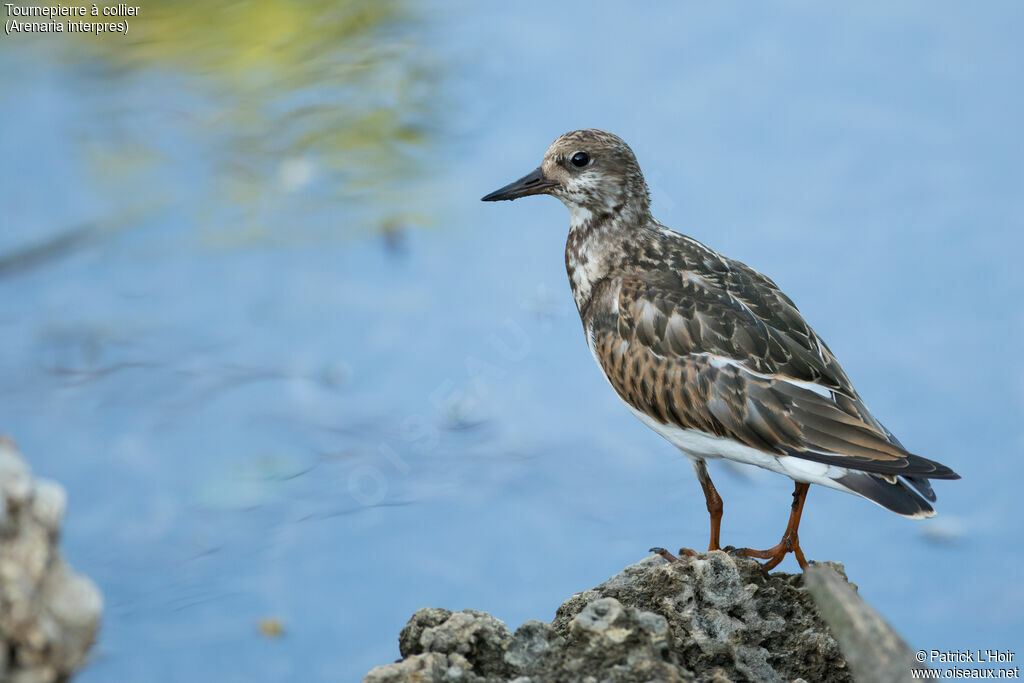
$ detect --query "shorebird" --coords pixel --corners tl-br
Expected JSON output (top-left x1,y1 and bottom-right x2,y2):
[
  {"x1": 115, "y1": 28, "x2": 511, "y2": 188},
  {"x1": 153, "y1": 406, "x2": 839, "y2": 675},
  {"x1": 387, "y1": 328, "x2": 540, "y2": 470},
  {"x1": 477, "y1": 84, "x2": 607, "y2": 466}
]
[{"x1": 481, "y1": 129, "x2": 959, "y2": 570}]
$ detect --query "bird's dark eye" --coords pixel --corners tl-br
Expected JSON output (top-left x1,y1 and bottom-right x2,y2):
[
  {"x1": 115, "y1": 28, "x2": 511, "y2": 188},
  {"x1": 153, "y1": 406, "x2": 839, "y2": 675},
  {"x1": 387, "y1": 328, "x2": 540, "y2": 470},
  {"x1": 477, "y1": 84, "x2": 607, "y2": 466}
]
[{"x1": 570, "y1": 151, "x2": 590, "y2": 168}]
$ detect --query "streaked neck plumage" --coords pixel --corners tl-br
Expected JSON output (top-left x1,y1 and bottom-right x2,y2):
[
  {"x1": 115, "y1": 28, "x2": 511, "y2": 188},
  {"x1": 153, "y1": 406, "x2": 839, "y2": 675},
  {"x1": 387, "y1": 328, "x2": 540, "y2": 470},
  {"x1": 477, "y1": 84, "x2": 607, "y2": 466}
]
[{"x1": 564, "y1": 191, "x2": 652, "y2": 314}]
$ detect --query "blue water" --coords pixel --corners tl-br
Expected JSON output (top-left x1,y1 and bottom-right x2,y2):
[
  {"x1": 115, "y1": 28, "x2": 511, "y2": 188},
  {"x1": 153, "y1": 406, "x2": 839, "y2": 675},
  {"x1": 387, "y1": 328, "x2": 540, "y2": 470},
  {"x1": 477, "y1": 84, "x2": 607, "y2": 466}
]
[{"x1": 2, "y1": 2, "x2": 1022, "y2": 680}]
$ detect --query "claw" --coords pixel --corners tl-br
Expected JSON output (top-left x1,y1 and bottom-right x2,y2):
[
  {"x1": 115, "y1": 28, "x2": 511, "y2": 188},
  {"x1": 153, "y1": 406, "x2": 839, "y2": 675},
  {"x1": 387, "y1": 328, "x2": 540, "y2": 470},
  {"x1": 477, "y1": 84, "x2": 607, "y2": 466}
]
[
  {"x1": 650, "y1": 546, "x2": 700, "y2": 563},
  {"x1": 649, "y1": 546, "x2": 679, "y2": 563}
]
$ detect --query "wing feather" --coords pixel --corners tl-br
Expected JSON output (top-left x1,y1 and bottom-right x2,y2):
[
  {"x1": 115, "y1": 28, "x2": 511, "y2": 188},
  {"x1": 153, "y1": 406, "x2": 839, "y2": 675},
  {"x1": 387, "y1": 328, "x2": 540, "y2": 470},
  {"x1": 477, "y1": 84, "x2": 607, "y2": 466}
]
[{"x1": 587, "y1": 257, "x2": 958, "y2": 481}]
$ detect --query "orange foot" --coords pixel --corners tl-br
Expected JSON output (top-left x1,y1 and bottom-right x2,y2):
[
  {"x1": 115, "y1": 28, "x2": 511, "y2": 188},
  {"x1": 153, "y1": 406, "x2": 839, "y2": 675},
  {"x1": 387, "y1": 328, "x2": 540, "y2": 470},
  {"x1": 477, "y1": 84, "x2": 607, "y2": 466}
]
[
  {"x1": 727, "y1": 533, "x2": 809, "y2": 571},
  {"x1": 729, "y1": 481, "x2": 812, "y2": 571},
  {"x1": 649, "y1": 546, "x2": 698, "y2": 563}
]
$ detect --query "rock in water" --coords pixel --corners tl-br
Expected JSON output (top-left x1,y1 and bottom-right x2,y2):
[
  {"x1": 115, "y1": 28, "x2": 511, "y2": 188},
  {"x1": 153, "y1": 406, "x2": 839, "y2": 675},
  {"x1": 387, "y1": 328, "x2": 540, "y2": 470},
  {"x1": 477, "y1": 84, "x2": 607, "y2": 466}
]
[
  {"x1": 365, "y1": 552, "x2": 852, "y2": 682},
  {"x1": 0, "y1": 436, "x2": 102, "y2": 682}
]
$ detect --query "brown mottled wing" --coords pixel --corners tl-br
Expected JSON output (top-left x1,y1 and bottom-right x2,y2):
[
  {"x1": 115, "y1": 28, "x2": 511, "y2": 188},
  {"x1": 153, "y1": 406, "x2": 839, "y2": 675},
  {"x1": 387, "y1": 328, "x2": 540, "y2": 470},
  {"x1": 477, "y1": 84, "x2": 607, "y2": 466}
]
[
  {"x1": 649, "y1": 254, "x2": 854, "y2": 393},
  {"x1": 587, "y1": 269, "x2": 956, "y2": 479}
]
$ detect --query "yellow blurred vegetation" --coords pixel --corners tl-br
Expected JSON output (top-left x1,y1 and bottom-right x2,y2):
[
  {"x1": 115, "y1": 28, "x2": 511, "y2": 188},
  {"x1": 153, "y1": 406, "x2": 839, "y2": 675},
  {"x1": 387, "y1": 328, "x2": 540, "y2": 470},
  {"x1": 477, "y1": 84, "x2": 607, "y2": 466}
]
[{"x1": 4, "y1": 0, "x2": 439, "y2": 246}]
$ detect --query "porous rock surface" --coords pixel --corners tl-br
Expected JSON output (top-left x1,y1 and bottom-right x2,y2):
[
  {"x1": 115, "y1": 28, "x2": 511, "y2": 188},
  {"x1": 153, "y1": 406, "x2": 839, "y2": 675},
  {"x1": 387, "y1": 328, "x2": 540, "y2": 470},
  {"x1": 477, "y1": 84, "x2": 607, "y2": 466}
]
[
  {"x1": 0, "y1": 436, "x2": 102, "y2": 683},
  {"x1": 365, "y1": 552, "x2": 851, "y2": 682}
]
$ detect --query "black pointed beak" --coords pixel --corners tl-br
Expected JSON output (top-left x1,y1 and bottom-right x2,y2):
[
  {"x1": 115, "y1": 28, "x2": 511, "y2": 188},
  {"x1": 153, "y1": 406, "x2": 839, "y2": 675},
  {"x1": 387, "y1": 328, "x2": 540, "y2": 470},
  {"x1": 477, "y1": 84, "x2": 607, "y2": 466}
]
[{"x1": 481, "y1": 167, "x2": 559, "y2": 202}]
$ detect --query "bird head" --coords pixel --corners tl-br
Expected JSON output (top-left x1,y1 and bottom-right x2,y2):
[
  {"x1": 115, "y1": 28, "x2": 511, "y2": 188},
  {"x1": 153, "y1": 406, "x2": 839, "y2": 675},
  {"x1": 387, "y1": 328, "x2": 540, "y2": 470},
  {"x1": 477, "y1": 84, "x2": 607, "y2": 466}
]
[{"x1": 482, "y1": 129, "x2": 650, "y2": 223}]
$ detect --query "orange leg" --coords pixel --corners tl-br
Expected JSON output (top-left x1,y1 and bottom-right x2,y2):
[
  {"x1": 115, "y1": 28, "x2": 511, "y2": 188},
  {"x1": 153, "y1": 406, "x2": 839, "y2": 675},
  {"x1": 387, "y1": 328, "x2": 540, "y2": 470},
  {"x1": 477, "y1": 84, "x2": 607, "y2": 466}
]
[
  {"x1": 651, "y1": 460, "x2": 723, "y2": 564},
  {"x1": 735, "y1": 482, "x2": 810, "y2": 570},
  {"x1": 692, "y1": 460, "x2": 723, "y2": 551}
]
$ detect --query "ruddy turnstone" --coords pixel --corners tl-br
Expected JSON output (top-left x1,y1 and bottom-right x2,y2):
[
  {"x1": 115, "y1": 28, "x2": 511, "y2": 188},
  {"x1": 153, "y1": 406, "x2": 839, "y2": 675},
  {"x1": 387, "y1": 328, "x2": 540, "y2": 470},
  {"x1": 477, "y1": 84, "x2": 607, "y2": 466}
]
[{"x1": 482, "y1": 129, "x2": 959, "y2": 570}]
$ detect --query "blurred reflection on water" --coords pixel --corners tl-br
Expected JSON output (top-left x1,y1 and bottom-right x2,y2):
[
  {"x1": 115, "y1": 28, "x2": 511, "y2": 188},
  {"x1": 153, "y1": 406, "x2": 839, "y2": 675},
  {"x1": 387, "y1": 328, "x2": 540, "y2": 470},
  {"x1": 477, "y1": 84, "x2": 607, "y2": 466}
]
[{"x1": 2, "y1": 0, "x2": 438, "y2": 248}]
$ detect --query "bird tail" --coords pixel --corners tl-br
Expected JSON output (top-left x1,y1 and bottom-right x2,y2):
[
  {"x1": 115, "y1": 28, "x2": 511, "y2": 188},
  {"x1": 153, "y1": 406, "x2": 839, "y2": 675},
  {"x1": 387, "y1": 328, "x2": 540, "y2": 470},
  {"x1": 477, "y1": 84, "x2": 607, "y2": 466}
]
[
  {"x1": 825, "y1": 395, "x2": 956, "y2": 517},
  {"x1": 835, "y1": 472, "x2": 936, "y2": 518}
]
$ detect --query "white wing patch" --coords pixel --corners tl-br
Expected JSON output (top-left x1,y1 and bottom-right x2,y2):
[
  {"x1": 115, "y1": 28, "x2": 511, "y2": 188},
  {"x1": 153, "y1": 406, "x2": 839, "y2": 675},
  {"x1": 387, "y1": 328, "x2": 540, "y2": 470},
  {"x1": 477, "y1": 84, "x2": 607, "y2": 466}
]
[{"x1": 702, "y1": 354, "x2": 834, "y2": 398}]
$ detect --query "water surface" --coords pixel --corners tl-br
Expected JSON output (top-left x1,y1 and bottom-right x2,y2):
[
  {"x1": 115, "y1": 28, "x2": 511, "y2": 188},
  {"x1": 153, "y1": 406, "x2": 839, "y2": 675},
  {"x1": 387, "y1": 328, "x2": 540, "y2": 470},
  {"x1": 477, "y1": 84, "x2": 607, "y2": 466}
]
[{"x1": 1, "y1": 2, "x2": 1022, "y2": 680}]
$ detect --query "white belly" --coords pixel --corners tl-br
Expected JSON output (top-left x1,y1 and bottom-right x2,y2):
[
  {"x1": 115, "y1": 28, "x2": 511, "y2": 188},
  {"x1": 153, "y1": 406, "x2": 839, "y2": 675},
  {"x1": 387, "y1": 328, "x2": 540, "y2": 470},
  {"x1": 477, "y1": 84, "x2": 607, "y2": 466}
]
[{"x1": 621, "y1": 401, "x2": 853, "y2": 493}]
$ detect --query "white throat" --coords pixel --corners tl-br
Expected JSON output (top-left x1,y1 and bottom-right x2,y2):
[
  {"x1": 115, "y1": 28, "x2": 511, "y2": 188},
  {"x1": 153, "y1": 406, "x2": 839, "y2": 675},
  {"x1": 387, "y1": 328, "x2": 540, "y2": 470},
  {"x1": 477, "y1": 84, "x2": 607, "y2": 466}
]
[
  {"x1": 568, "y1": 204, "x2": 594, "y2": 230},
  {"x1": 564, "y1": 204, "x2": 614, "y2": 313}
]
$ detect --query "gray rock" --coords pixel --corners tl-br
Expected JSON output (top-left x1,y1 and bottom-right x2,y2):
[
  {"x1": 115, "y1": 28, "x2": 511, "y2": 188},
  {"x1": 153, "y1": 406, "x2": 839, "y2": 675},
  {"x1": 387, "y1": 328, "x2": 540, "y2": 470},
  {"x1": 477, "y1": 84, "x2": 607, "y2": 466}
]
[
  {"x1": 558, "y1": 596, "x2": 690, "y2": 682},
  {"x1": 365, "y1": 652, "x2": 486, "y2": 683},
  {"x1": 365, "y1": 551, "x2": 854, "y2": 682},
  {"x1": 0, "y1": 436, "x2": 102, "y2": 683},
  {"x1": 502, "y1": 620, "x2": 563, "y2": 673},
  {"x1": 400, "y1": 608, "x2": 512, "y2": 678},
  {"x1": 805, "y1": 564, "x2": 926, "y2": 683}
]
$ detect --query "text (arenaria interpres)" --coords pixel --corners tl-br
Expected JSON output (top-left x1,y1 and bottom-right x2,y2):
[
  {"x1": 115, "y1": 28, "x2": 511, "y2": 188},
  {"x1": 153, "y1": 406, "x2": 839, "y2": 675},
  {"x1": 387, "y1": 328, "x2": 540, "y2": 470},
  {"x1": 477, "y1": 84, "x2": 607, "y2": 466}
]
[{"x1": 4, "y1": 4, "x2": 139, "y2": 35}]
